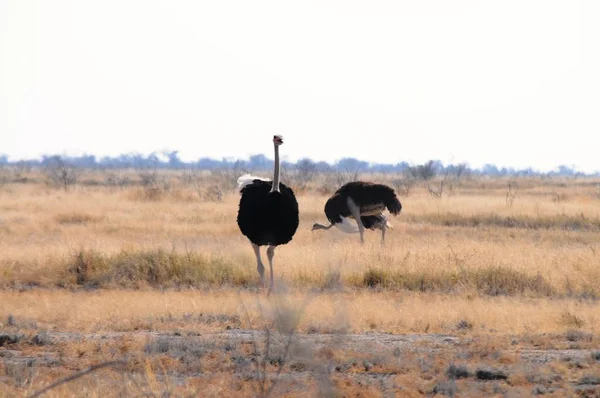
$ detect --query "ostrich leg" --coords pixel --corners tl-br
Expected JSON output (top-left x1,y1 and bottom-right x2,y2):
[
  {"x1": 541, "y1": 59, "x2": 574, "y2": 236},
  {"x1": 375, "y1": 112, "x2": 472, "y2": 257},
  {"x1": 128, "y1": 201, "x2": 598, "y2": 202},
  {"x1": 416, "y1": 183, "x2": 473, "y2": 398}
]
[
  {"x1": 266, "y1": 245, "x2": 276, "y2": 296},
  {"x1": 380, "y1": 214, "x2": 388, "y2": 244},
  {"x1": 347, "y1": 197, "x2": 365, "y2": 244},
  {"x1": 251, "y1": 243, "x2": 265, "y2": 289}
]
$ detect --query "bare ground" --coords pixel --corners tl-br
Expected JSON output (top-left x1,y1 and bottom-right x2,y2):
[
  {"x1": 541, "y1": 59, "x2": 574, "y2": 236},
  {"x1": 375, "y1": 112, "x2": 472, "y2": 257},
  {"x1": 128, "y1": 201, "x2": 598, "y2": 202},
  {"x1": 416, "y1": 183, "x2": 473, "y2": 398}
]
[{"x1": 2, "y1": 328, "x2": 600, "y2": 396}]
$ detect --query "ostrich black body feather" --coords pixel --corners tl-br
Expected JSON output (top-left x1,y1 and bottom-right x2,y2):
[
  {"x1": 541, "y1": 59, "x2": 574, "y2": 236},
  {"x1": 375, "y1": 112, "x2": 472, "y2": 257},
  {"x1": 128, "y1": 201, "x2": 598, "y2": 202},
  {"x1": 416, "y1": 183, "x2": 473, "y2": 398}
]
[
  {"x1": 360, "y1": 215, "x2": 388, "y2": 230},
  {"x1": 237, "y1": 180, "x2": 299, "y2": 246},
  {"x1": 323, "y1": 181, "x2": 402, "y2": 225}
]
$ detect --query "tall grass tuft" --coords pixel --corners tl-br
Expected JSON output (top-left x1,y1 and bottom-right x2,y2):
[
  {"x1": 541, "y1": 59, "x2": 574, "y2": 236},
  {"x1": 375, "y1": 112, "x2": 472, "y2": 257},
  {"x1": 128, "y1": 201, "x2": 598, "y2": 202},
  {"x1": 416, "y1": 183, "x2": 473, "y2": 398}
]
[
  {"x1": 404, "y1": 213, "x2": 600, "y2": 232},
  {"x1": 67, "y1": 249, "x2": 253, "y2": 289},
  {"x1": 349, "y1": 266, "x2": 555, "y2": 297}
]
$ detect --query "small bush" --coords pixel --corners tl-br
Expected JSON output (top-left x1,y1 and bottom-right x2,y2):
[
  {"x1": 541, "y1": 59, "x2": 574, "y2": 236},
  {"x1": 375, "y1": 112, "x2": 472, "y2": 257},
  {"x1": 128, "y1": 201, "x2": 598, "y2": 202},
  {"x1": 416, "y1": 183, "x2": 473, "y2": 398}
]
[
  {"x1": 0, "y1": 333, "x2": 23, "y2": 347},
  {"x1": 577, "y1": 375, "x2": 600, "y2": 385},
  {"x1": 455, "y1": 320, "x2": 473, "y2": 331},
  {"x1": 565, "y1": 329, "x2": 593, "y2": 342},
  {"x1": 447, "y1": 363, "x2": 470, "y2": 379},
  {"x1": 475, "y1": 367, "x2": 508, "y2": 380},
  {"x1": 363, "y1": 268, "x2": 387, "y2": 288},
  {"x1": 31, "y1": 331, "x2": 52, "y2": 346}
]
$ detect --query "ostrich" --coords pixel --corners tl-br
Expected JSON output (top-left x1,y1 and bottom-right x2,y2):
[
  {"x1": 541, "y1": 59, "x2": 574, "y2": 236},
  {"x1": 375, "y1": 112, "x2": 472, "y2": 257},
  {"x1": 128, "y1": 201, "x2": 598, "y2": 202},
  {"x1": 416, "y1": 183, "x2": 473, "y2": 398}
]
[
  {"x1": 236, "y1": 135, "x2": 299, "y2": 295},
  {"x1": 311, "y1": 181, "x2": 402, "y2": 243}
]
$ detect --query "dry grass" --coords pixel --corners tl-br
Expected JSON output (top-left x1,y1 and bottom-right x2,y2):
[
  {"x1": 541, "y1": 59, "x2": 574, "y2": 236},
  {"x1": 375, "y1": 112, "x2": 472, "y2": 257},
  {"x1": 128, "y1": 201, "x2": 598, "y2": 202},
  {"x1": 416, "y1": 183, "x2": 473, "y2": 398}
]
[
  {"x1": 1, "y1": 171, "x2": 600, "y2": 396},
  {"x1": 1, "y1": 290, "x2": 600, "y2": 336},
  {"x1": 1, "y1": 179, "x2": 599, "y2": 298}
]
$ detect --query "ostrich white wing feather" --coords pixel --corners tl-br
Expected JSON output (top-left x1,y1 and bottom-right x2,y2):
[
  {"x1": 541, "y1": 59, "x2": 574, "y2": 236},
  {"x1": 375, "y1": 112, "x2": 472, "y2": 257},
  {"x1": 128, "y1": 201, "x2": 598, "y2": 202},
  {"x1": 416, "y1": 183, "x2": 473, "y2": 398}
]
[
  {"x1": 334, "y1": 217, "x2": 360, "y2": 233},
  {"x1": 237, "y1": 174, "x2": 271, "y2": 191}
]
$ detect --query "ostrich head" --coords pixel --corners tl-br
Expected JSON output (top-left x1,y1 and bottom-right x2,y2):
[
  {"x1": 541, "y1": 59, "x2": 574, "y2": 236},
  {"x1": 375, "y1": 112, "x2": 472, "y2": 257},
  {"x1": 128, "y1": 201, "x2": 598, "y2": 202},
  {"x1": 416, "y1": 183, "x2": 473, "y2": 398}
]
[
  {"x1": 311, "y1": 223, "x2": 331, "y2": 231},
  {"x1": 273, "y1": 135, "x2": 283, "y2": 146}
]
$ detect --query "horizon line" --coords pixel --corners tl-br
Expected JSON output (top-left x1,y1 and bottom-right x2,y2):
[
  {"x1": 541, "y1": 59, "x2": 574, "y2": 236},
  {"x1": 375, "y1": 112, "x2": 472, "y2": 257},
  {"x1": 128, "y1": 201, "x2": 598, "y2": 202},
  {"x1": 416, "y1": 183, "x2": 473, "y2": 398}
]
[{"x1": 0, "y1": 151, "x2": 597, "y2": 176}]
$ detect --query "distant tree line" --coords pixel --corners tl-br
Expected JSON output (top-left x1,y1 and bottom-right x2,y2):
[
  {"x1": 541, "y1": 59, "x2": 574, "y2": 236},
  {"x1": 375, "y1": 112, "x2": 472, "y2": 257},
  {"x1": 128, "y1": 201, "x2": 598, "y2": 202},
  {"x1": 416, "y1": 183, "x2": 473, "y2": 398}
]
[{"x1": 0, "y1": 151, "x2": 595, "y2": 177}]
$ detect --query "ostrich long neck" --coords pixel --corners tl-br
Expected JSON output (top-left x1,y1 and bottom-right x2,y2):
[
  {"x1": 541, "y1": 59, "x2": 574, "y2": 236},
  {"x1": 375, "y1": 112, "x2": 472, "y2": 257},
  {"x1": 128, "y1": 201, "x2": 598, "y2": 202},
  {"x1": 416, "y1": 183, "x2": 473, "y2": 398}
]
[{"x1": 270, "y1": 143, "x2": 280, "y2": 192}]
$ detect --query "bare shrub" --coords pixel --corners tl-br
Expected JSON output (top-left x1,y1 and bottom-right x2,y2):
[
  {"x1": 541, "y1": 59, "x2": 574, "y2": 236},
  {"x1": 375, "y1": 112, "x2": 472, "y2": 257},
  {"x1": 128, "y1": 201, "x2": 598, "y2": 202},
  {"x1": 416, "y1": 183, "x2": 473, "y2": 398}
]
[
  {"x1": 552, "y1": 192, "x2": 569, "y2": 203},
  {"x1": 289, "y1": 158, "x2": 318, "y2": 192},
  {"x1": 391, "y1": 176, "x2": 415, "y2": 196},
  {"x1": 335, "y1": 170, "x2": 359, "y2": 186},
  {"x1": 104, "y1": 173, "x2": 132, "y2": 189},
  {"x1": 4, "y1": 358, "x2": 36, "y2": 388},
  {"x1": 316, "y1": 173, "x2": 338, "y2": 195},
  {"x1": 409, "y1": 161, "x2": 467, "y2": 198},
  {"x1": 506, "y1": 180, "x2": 518, "y2": 207},
  {"x1": 137, "y1": 168, "x2": 171, "y2": 200},
  {"x1": 238, "y1": 293, "x2": 324, "y2": 398},
  {"x1": 333, "y1": 158, "x2": 365, "y2": 186},
  {"x1": 442, "y1": 163, "x2": 468, "y2": 196},
  {"x1": 0, "y1": 165, "x2": 10, "y2": 189},
  {"x1": 409, "y1": 160, "x2": 443, "y2": 197},
  {"x1": 175, "y1": 169, "x2": 224, "y2": 201},
  {"x1": 409, "y1": 160, "x2": 437, "y2": 181},
  {"x1": 202, "y1": 185, "x2": 224, "y2": 202},
  {"x1": 317, "y1": 171, "x2": 357, "y2": 195},
  {"x1": 214, "y1": 160, "x2": 249, "y2": 192},
  {"x1": 46, "y1": 156, "x2": 78, "y2": 191}
]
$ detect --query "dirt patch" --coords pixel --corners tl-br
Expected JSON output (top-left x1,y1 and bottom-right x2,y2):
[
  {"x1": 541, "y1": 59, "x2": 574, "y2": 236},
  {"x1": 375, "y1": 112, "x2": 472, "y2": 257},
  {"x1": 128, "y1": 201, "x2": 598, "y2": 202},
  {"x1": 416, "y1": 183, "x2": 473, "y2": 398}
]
[{"x1": 3, "y1": 329, "x2": 600, "y2": 396}]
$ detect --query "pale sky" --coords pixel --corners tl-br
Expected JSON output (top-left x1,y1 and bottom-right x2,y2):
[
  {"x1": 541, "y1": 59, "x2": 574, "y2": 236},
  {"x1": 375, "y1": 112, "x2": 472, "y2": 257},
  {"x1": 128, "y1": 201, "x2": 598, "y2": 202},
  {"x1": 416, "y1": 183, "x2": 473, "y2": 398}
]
[{"x1": 1, "y1": 1, "x2": 599, "y2": 172}]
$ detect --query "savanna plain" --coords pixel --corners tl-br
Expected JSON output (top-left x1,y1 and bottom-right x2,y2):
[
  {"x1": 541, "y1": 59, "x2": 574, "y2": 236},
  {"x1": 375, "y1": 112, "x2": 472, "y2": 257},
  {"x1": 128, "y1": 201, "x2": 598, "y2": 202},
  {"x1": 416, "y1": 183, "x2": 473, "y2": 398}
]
[{"x1": 1, "y1": 167, "x2": 600, "y2": 397}]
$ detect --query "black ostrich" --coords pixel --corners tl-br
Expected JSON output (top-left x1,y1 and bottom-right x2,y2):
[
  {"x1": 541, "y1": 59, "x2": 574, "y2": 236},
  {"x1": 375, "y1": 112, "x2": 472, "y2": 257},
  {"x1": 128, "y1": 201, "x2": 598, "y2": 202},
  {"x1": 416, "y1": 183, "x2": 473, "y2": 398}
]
[
  {"x1": 311, "y1": 181, "x2": 402, "y2": 243},
  {"x1": 236, "y1": 135, "x2": 299, "y2": 294}
]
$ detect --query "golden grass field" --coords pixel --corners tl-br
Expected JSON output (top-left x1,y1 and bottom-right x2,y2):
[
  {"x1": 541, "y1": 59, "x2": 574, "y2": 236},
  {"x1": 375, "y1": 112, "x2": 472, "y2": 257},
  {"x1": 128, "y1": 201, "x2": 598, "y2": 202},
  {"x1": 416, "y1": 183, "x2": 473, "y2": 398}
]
[{"x1": 1, "y1": 169, "x2": 600, "y2": 396}]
